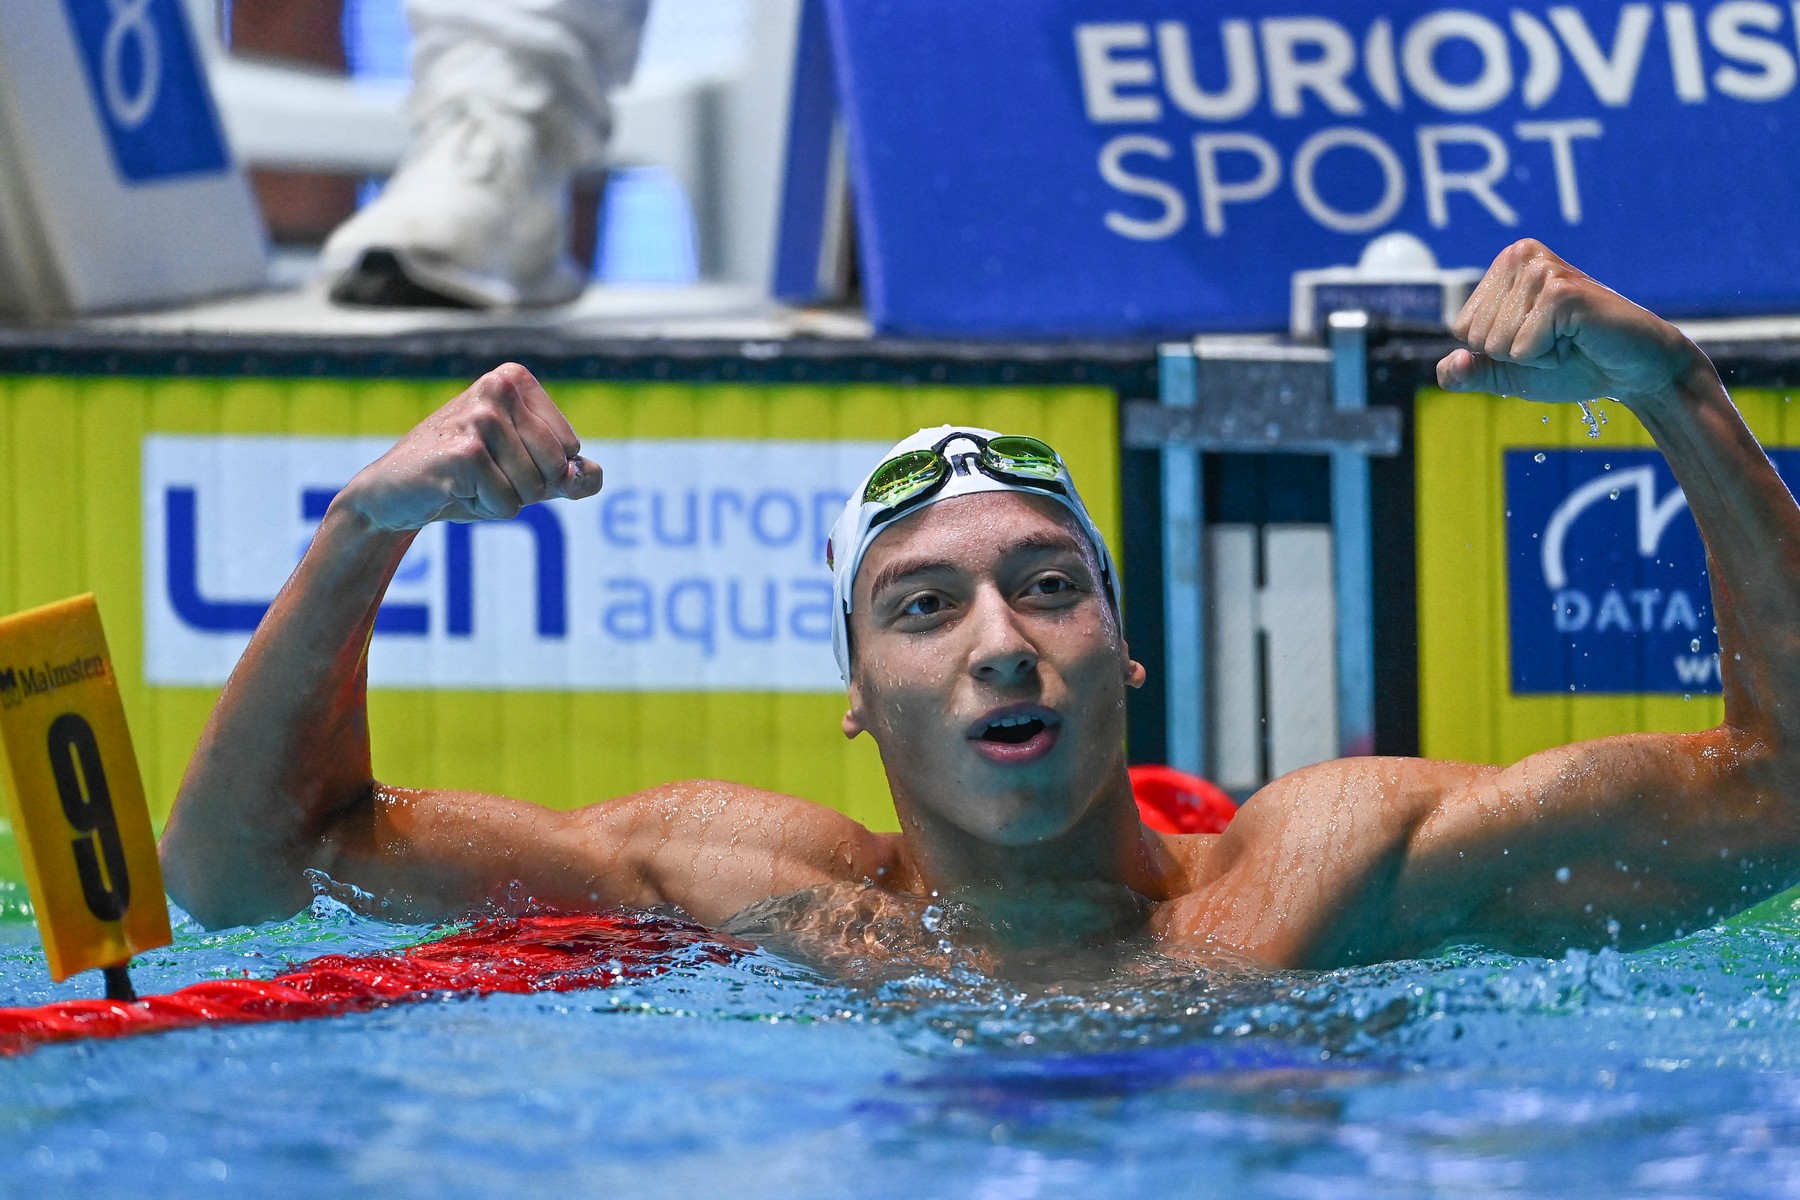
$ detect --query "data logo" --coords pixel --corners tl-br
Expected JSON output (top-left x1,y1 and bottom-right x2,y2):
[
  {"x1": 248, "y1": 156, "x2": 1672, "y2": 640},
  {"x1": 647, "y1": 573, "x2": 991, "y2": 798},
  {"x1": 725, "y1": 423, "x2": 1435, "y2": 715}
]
[{"x1": 1504, "y1": 448, "x2": 1800, "y2": 694}]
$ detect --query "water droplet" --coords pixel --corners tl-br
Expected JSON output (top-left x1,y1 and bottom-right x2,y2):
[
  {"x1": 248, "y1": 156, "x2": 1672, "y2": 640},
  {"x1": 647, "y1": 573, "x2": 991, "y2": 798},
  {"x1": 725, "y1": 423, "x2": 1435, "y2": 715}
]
[
  {"x1": 1534, "y1": 452, "x2": 1546, "y2": 463},
  {"x1": 1578, "y1": 399, "x2": 1603, "y2": 438},
  {"x1": 1690, "y1": 639, "x2": 1702, "y2": 652},
  {"x1": 1609, "y1": 489, "x2": 1620, "y2": 500},
  {"x1": 1556, "y1": 866, "x2": 1571, "y2": 883}
]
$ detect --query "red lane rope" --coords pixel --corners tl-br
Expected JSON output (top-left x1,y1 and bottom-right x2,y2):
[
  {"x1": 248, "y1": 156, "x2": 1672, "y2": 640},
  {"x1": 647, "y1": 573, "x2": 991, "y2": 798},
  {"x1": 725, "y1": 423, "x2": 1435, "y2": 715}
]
[{"x1": 0, "y1": 911, "x2": 739, "y2": 1057}]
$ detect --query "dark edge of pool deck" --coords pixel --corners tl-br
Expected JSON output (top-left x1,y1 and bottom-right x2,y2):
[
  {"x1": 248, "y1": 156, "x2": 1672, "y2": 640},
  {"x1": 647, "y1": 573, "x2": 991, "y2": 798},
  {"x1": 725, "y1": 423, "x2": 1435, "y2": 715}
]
[
  {"x1": 7, "y1": 267, "x2": 1799, "y2": 388},
  {"x1": 1, "y1": 321, "x2": 1793, "y2": 390},
  {"x1": 0, "y1": 326, "x2": 1169, "y2": 390}
]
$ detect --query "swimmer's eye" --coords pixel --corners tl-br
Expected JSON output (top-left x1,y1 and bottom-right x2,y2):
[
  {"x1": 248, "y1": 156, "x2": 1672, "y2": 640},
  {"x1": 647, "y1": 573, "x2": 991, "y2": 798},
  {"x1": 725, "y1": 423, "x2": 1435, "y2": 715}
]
[
  {"x1": 1022, "y1": 573, "x2": 1079, "y2": 601},
  {"x1": 899, "y1": 593, "x2": 948, "y2": 619}
]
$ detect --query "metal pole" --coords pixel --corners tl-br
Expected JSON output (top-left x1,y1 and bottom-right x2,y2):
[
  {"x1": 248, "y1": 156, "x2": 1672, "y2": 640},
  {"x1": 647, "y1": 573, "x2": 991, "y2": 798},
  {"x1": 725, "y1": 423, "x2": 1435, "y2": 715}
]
[
  {"x1": 1158, "y1": 344, "x2": 1206, "y2": 775},
  {"x1": 102, "y1": 961, "x2": 136, "y2": 1002},
  {"x1": 1328, "y1": 311, "x2": 1376, "y2": 757}
]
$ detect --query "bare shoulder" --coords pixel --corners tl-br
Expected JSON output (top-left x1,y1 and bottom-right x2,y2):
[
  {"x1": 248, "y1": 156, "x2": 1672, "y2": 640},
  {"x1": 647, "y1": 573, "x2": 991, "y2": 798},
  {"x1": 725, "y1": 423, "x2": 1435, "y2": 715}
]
[
  {"x1": 1158, "y1": 755, "x2": 1496, "y2": 966},
  {"x1": 1223, "y1": 756, "x2": 1491, "y2": 857},
  {"x1": 582, "y1": 778, "x2": 894, "y2": 871},
  {"x1": 575, "y1": 779, "x2": 901, "y2": 925}
]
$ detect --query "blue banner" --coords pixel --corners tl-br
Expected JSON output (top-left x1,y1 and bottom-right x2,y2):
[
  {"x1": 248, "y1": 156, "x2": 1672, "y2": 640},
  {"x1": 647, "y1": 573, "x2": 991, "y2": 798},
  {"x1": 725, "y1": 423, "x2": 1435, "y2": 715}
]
[
  {"x1": 62, "y1": 0, "x2": 229, "y2": 183},
  {"x1": 1505, "y1": 448, "x2": 1800, "y2": 694},
  {"x1": 829, "y1": 0, "x2": 1800, "y2": 336}
]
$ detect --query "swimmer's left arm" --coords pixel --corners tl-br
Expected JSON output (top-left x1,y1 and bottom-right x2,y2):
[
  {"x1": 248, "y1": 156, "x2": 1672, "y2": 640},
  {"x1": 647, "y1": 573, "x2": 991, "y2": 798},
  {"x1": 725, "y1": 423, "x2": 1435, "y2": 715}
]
[
  {"x1": 1367, "y1": 240, "x2": 1800, "y2": 961},
  {"x1": 1387, "y1": 732, "x2": 1793, "y2": 960},
  {"x1": 1180, "y1": 240, "x2": 1800, "y2": 968},
  {"x1": 1196, "y1": 730, "x2": 1794, "y2": 966}
]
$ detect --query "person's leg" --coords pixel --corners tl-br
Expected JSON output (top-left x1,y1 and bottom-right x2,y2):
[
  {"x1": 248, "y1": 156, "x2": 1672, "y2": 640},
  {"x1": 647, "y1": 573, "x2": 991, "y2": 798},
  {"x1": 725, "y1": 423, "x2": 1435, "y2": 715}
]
[{"x1": 325, "y1": 0, "x2": 649, "y2": 308}]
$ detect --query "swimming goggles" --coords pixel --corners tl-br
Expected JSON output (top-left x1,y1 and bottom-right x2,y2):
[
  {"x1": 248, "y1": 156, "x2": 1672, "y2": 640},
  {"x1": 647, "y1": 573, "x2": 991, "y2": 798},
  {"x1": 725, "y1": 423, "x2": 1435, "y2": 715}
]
[{"x1": 829, "y1": 432, "x2": 1069, "y2": 567}]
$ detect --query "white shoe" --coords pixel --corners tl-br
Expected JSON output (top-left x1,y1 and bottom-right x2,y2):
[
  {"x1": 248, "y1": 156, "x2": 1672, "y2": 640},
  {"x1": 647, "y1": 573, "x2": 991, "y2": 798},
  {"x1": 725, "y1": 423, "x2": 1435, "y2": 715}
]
[{"x1": 323, "y1": 101, "x2": 585, "y2": 309}]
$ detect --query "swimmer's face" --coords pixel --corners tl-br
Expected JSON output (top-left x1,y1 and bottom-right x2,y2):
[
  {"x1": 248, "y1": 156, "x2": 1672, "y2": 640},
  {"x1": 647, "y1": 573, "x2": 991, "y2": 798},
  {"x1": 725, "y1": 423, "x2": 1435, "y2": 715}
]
[{"x1": 842, "y1": 492, "x2": 1144, "y2": 845}]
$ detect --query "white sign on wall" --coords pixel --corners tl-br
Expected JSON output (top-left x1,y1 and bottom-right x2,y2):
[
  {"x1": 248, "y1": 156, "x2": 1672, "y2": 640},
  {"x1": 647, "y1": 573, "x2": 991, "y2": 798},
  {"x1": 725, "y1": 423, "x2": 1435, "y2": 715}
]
[
  {"x1": 0, "y1": 0, "x2": 265, "y2": 316},
  {"x1": 142, "y1": 435, "x2": 886, "y2": 691}
]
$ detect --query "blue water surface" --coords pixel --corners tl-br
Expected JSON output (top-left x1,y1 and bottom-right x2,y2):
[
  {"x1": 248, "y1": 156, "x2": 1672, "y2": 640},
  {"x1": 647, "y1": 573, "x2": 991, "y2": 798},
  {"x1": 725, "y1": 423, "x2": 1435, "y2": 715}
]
[{"x1": 5, "y1": 879, "x2": 1800, "y2": 1199}]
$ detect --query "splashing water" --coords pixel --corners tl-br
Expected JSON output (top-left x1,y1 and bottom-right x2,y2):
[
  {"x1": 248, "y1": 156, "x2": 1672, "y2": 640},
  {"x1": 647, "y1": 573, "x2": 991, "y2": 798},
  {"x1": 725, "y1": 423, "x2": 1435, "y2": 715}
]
[
  {"x1": 9, "y1": 889, "x2": 1800, "y2": 1197},
  {"x1": 1577, "y1": 399, "x2": 1611, "y2": 438}
]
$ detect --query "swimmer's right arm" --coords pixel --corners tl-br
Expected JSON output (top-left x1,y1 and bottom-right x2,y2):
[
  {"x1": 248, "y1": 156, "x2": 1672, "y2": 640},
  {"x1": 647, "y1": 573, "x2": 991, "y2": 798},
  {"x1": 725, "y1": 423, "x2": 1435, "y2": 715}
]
[
  {"x1": 161, "y1": 365, "x2": 888, "y2": 929},
  {"x1": 159, "y1": 365, "x2": 604, "y2": 928}
]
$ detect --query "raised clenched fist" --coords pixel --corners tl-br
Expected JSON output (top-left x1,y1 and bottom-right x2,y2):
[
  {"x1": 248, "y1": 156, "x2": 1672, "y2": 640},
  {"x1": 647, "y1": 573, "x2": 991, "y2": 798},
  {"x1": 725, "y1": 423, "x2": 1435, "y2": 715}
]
[
  {"x1": 1437, "y1": 239, "x2": 1709, "y2": 409},
  {"x1": 338, "y1": 363, "x2": 604, "y2": 532}
]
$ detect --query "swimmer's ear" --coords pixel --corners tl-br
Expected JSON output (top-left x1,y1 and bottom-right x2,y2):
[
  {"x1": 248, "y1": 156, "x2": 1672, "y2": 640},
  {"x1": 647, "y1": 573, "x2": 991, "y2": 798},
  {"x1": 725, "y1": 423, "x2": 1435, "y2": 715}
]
[
  {"x1": 842, "y1": 680, "x2": 868, "y2": 739},
  {"x1": 1123, "y1": 643, "x2": 1146, "y2": 690}
]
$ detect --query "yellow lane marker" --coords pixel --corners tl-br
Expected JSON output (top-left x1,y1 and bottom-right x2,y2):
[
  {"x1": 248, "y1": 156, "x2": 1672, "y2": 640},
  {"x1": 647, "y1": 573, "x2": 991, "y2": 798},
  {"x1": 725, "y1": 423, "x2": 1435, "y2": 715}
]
[{"x1": 0, "y1": 595, "x2": 168, "y2": 994}]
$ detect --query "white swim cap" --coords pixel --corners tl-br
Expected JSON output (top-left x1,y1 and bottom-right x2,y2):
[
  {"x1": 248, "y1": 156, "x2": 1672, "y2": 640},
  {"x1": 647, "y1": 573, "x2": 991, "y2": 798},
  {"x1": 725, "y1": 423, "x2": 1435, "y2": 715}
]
[{"x1": 826, "y1": 425, "x2": 1121, "y2": 684}]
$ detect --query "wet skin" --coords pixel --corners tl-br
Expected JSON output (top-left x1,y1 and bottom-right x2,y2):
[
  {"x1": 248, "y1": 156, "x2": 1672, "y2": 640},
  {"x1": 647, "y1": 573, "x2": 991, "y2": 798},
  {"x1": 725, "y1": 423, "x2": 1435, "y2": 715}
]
[{"x1": 162, "y1": 239, "x2": 1800, "y2": 969}]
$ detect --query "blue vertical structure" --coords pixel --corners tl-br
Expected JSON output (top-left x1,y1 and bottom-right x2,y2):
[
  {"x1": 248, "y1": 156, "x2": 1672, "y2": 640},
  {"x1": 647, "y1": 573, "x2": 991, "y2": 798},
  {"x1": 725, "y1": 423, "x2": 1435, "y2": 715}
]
[
  {"x1": 773, "y1": 0, "x2": 841, "y2": 301},
  {"x1": 1328, "y1": 312, "x2": 1376, "y2": 757},
  {"x1": 1158, "y1": 345, "x2": 1205, "y2": 776}
]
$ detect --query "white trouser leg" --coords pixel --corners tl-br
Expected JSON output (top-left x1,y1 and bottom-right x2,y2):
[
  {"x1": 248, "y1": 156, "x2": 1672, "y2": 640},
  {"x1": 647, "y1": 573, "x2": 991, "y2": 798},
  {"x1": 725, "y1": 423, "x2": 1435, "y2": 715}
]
[
  {"x1": 322, "y1": 0, "x2": 649, "y2": 308},
  {"x1": 404, "y1": 0, "x2": 648, "y2": 169}
]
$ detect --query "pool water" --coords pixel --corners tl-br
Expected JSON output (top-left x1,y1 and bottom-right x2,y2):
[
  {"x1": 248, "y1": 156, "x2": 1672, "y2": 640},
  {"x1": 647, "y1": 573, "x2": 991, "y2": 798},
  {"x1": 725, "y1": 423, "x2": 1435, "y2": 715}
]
[{"x1": 6, "y1": 879, "x2": 1800, "y2": 1199}]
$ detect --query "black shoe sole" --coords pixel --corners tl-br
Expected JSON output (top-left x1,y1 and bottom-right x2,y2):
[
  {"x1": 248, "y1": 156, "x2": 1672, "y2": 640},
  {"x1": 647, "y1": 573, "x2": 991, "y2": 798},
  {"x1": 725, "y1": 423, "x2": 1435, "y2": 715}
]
[{"x1": 328, "y1": 250, "x2": 480, "y2": 309}]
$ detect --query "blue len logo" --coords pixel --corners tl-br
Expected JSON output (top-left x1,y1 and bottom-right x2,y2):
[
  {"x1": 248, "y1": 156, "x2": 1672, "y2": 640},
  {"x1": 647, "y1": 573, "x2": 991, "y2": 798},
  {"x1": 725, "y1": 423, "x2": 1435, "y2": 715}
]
[{"x1": 61, "y1": 0, "x2": 229, "y2": 183}]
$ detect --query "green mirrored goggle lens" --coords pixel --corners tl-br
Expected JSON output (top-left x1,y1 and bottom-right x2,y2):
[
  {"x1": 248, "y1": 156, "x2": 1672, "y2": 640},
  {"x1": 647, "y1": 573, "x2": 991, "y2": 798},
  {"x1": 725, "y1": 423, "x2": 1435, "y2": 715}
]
[
  {"x1": 863, "y1": 449, "x2": 946, "y2": 506},
  {"x1": 983, "y1": 435, "x2": 1063, "y2": 480}
]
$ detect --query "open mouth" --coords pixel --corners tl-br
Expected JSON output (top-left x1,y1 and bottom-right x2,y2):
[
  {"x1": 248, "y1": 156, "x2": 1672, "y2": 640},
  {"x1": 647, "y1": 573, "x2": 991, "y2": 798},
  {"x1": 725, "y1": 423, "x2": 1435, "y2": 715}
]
[
  {"x1": 969, "y1": 708, "x2": 1062, "y2": 764},
  {"x1": 979, "y1": 714, "x2": 1049, "y2": 744}
]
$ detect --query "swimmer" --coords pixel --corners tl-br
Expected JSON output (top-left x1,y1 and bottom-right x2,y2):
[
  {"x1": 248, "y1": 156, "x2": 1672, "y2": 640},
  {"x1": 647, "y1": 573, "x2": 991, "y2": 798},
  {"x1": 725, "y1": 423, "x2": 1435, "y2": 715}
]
[{"x1": 159, "y1": 239, "x2": 1800, "y2": 968}]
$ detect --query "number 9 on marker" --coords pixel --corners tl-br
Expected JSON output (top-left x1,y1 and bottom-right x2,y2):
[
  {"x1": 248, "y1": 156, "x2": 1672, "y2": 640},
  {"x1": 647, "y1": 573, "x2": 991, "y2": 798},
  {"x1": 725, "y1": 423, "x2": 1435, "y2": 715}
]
[{"x1": 0, "y1": 595, "x2": 169, "y2": 981}]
